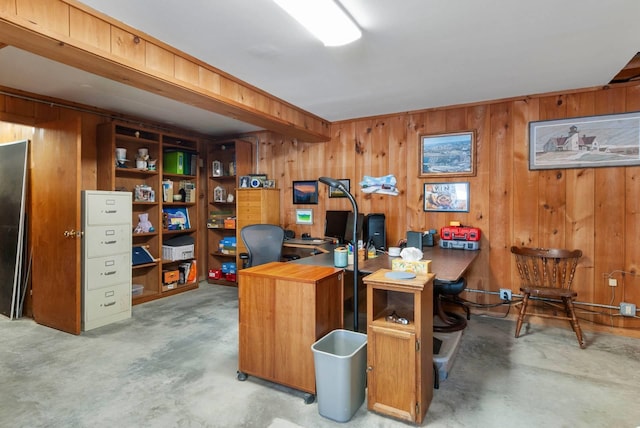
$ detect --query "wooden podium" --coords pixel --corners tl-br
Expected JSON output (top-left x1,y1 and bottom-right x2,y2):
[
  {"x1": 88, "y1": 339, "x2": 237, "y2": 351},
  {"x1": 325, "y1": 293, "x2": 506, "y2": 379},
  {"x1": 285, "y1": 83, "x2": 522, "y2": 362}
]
[
  {"x1": 237, "y1": 262, "x2": 344, "y2": 402},
  {"x1": 363, "y1": 269, "x2": 434, "y2": 424}
]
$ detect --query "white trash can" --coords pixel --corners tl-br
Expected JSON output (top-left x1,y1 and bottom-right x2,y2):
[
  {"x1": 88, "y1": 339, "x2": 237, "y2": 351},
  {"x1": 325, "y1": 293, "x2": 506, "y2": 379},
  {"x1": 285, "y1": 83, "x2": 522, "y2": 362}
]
[{"x1": 311, "y1": 329, "x2": 368, "y2": 422}]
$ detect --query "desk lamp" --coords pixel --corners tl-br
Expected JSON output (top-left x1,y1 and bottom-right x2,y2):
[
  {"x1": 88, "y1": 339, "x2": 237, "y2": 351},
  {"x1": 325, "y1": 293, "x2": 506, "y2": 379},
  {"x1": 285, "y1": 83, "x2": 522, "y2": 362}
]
[{"x1": 319, "y1": 176, "x2": 360, "y2": 332}]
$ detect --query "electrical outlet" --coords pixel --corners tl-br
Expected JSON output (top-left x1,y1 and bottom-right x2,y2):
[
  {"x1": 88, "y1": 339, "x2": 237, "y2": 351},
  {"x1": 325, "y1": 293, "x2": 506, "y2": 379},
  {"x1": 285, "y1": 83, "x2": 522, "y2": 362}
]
[
  {"x1": 608, "y1": 278, "x2": 617, "y2": 287},
  {"x1": 620, "y1": 302, "x2": 636, "y2": 317},
  {"x1": 500, "y1": 288, "x2": 512, "y2": 301}
]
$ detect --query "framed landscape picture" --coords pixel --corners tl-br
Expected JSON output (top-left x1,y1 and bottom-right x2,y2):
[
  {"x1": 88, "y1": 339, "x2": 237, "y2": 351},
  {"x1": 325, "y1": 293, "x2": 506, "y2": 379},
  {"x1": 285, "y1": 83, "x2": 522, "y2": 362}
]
[
  {"x1": 292, "y1": 180, "x2": 318, "y2": 204},
  {"x1": 529, "y1": 112, "x2": 640, "y2": 170},
  {"x1": 420, "y1": 131, "x2": 476, "y2": 178},
  {"x1": 328, "y1": 179, "x2": 350, "y2": 198},
  {"x1": 295, "y1": 209, "x2": 313, "y2": 225}
]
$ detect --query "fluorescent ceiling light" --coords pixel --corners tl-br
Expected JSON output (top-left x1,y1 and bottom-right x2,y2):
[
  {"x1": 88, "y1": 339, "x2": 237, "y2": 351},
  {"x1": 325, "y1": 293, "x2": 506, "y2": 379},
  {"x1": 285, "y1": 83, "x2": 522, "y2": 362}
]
[{"x1": 274, "y1": 0, "x2": 361, "y2": 47}]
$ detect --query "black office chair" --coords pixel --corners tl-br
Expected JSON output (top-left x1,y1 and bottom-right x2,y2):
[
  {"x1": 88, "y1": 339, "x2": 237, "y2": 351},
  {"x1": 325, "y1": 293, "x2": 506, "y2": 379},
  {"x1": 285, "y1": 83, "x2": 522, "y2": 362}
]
[
  {"x1": 433, "y1": 277, "x2": 469, "y2": 332},
  {"x1": 239, "y1": 224, "x2": 285, "y2": 268}
]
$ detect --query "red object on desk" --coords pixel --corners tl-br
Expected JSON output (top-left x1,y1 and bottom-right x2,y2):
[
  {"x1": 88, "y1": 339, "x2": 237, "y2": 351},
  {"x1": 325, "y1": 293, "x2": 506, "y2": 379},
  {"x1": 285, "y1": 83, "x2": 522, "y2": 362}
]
[{"x1": 440, "y1": 226, "x2": 481, "y2": 242}]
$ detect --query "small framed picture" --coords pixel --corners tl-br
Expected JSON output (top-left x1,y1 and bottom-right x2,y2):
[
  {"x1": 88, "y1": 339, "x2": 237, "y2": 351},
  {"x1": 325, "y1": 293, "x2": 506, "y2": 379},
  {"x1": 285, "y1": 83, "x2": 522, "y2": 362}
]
[
  {"x1": 292, "y1": 180, "x2": 319, "y2": 204},
  {"x1": 263, "y1": 179, "x2": 276, "y2": 188},
  {"x1": 328, "y1": 179, "x2": 350, "y2": 198},
  {"x1": 424, "y1": 182, "x2": 470, "y2": 212},
  {"x1": 239, "y1": 176, "x2": 251, "y2": 188},
  {"x1": 296, "y1": 209, "x2": 314, "y2": 225}
]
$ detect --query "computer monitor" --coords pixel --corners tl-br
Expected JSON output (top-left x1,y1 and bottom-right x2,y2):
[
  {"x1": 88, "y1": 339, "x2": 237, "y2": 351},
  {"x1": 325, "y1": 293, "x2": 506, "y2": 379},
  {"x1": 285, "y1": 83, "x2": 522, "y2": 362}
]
[
  {"x1": 344, "y1": 212, "x2": 364, "y2": 244},
  {"x1": 324, "y1": 210, "x2": 350, "y2": 242}
]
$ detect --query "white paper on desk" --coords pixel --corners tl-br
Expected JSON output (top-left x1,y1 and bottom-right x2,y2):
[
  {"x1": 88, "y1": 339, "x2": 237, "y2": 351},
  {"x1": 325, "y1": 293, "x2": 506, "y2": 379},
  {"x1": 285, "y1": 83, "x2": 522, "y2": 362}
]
[{"x1": 400, "y1": 247, "x2": 423, "y2": 261}]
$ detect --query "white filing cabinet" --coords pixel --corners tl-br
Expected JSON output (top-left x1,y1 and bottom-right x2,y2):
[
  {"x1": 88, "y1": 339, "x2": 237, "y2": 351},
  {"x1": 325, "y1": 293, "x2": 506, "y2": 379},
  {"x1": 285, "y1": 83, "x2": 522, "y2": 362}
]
[{"x1": 82, "y1": 190, "x2": 132, "y2": 331}]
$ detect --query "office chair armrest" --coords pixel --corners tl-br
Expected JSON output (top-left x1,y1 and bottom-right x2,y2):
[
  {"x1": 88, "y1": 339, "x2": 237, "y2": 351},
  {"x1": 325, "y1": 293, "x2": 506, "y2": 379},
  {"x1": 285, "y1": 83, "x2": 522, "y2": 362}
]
[{"x1": 239, "y1": 252, "x2": 250, "y2": 269}]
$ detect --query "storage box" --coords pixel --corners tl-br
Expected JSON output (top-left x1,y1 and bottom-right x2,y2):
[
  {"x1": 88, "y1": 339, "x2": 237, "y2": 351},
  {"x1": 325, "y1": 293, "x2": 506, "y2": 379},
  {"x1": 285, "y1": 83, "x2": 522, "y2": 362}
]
[
  {"x1": 162, "y1": 282, "x2": 177, "y2": 292},
  {"x1": 209, "y1": 269, "x2": 223, "y2": 280},
  {"x1": 391, "y1": 258, "x2": 432, "y2": 274},
  {"x1": 132, "y1": 284, "x2": 144, "y2": 296},
  {"x1": 219, "y1": 237, "x2": 236, "y2": 255},
  {"x1": 162, "y1": 244, "x2": 194, "y2": 261},
  {"x1": 221, "y1": 262, "x2": 236, "y2": 274},
  {"x1": 164, "y1": 151, "x2": 185, "y2": 174},
  {"x1": 224, "y1": 218, "x2": 236, "y2": 228},
  {"x1": 162, "y1": 269, "x2": 179, "y2": 284},
  {"x1": 225, "y1": 273, "x2": 236, "y2": 282}
]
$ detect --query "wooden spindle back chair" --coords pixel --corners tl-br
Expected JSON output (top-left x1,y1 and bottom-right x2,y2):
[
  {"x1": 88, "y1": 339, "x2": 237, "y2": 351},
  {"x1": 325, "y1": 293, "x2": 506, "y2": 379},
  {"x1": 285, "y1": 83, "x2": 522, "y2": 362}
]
[{"x1": 510, "y1": 246, "x2": 585, "y2": 348}]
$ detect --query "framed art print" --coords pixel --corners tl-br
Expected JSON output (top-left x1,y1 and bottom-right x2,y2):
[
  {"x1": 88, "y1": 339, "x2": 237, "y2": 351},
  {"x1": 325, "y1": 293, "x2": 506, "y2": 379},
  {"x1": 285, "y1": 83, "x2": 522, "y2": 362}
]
[
  {"x1": 292, "y1": 180, "x2": 318, "y2": 204},
  {"x1": 295, "y1": 209, "x2": 313, "y2": 225},
  {"x1": 420, "y1": 131, "x2": 476, "y2": 178},
  {"x1": 423, "y1": 182, "x2": 469, "y2": 212},
  {"x1": 328, "y1": 179, "x2": 350, "y2": 198}
]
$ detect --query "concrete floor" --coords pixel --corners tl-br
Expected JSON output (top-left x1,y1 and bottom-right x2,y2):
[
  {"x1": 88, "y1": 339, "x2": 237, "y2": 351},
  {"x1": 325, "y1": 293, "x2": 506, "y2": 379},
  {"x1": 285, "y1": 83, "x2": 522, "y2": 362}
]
[{"x1": 1, "y1": 282, "x2": 639, "y2": 428}]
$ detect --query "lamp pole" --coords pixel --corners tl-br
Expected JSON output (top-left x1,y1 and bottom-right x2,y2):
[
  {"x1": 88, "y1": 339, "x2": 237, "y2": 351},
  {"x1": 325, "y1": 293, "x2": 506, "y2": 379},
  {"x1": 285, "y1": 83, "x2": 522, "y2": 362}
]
[{"x1": 319, "y1": 177, "x2": 360, "y2": 332}]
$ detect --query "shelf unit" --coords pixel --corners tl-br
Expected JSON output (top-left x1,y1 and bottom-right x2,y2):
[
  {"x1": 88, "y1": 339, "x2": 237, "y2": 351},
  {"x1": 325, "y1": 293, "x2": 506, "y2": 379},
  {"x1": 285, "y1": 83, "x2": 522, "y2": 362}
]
[
  {"x1": 363, "y1": 269, "x2": 435, "y2": 425},
  {"x1": 206, "y1": 139, "x2": 253, "y2": 286},
  {"x1": 97, "y1": 122, "x2": 200, "y2": 304}
]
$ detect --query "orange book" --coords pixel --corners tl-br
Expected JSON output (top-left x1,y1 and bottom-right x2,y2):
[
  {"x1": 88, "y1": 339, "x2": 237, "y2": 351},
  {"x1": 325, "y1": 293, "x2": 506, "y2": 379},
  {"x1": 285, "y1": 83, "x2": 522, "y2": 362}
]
[{"x1": 187, "y1": 260, "x2": 197, "y2": 283}]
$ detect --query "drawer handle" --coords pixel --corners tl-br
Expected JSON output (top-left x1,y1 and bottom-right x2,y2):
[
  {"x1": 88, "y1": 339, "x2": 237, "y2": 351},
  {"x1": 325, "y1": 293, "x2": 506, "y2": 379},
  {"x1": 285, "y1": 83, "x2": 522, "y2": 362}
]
[
  {"x1": 104, "y1": 210, "x2": 117, "y2": 214},
  {"x1": 103, "y1": 301, "x2": 116, "y2": 307},
  {"x1": 104, "y1": 271, "x2": 117, "y2": 276},
  {"x1": 104, "y1": 240, "x2": 117, "y2": 244}
]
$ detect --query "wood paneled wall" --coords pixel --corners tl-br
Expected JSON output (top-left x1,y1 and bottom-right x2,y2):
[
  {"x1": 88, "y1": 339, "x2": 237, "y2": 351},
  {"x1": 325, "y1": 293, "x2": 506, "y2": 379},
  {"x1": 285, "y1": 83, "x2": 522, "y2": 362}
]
[
  {"x1": 3, "y1": 80, "x2": 640, "y2": 332},
  {"x1": 252, "y1": 84, "x2": 640, "y2": 330}
]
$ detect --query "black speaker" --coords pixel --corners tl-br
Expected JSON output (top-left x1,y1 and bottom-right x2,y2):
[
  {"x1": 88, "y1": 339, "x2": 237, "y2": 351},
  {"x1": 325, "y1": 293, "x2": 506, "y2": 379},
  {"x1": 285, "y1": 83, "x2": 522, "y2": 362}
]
[{"x1": 364, "y1": 213, "x2": 386, "y2": 250}]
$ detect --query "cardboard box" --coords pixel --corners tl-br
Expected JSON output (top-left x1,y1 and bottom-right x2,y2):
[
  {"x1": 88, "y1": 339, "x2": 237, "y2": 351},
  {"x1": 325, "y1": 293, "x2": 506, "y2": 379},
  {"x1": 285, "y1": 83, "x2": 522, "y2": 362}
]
[
  {"x1": 163, "y1": 269, "x2": 180, "y2": 284},
  {"x1": 391, "y1": 258, "x2": 432, "y2": 275},
  {"x1": 224, "y1": 218, "x2": 236, "y2": 228},
  {"x1": 162, "y1": 282, "x2": 177, "y2": 292}
]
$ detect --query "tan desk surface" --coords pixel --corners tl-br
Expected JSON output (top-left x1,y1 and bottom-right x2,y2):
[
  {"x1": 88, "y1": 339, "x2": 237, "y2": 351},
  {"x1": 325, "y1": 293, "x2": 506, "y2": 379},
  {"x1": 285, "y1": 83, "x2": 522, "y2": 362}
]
[
  {"x1": 282, "y1": 238, "x2": 332, "y2": 253},
  {"x1": 291, "y1": 246, "x2": 479, "y2": 282}
]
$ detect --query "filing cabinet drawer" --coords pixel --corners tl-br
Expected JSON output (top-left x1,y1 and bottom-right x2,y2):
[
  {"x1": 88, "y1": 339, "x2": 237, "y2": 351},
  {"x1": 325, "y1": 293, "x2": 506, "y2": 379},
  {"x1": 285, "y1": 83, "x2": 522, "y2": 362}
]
[
  {"x1": 85, "y1": 192, "x2": 132, "y2": 226},
  {"x1": 83, "y1": 283, "x2": 131, "y2": 323},
  {"x1": 85, "y1": 224, "x2": 131, "y2": 258},
  {"x1": 85, "y1": 254, "x2": 131, "y2": 290}
]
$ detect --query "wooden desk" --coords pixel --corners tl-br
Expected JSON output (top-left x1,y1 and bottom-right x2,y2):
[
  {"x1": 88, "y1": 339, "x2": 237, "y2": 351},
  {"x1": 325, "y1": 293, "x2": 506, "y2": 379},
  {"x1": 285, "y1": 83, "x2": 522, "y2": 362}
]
[
  {"x1": 237, "y1": 262, "x2": 344, "y2": 400},
  {"x1": 282, "y1": 238, "x2": 332, "y2": 254},
  {"x1": 292, "y1": 246, "x2": 479, "y2": 281}
]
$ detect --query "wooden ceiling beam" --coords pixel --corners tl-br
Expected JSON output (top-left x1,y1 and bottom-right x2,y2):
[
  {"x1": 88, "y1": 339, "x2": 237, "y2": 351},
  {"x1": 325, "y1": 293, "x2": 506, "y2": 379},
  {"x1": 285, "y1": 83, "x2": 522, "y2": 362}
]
[{"x1": 0, "y1": 0, "x2": 331, "y2": 142}]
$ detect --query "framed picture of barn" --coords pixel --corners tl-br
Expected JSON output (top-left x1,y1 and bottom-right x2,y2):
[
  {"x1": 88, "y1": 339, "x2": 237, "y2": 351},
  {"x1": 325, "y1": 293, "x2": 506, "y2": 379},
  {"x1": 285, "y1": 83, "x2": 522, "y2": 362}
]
[{"x1": 529, "y1": 112, "x2": 640, "y2": 170}]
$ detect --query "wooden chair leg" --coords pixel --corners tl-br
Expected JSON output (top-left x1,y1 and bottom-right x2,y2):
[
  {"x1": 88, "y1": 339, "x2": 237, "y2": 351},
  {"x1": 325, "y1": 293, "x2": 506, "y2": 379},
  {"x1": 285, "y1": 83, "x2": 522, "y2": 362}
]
[
  {"x1": 515, "y1": 292, "x2": 529, "y2": 338},
  {"x1": 564, "y1": 298, "x2": 585, "y2": 349}
]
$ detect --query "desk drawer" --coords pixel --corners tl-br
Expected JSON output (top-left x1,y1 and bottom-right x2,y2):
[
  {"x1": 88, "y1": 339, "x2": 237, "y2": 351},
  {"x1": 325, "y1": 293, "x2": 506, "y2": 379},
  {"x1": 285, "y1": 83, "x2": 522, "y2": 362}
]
[
  {"x1": 85, "y1": 254, "x2": 131, "y2": 290},
  {"x1": 84, "y1": 192, "x2": 132, "y2": 226},
  {"x1": 84, "y1": 283, "x2": 131, "y2": 322},
  {"x1": 85, "y1": 224, "x2": 131, "y2": 257}
]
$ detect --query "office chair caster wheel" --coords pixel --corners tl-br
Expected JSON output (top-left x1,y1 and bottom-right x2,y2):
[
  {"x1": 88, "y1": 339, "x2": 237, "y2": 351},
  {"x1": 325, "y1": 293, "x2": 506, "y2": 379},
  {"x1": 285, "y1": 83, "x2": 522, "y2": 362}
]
[
  {"x1": 303, "y1": 393, "x2": 315, "y2": 404},
  {"x1": 236, "y1": 371, "x2": 248, "y2": 381}
]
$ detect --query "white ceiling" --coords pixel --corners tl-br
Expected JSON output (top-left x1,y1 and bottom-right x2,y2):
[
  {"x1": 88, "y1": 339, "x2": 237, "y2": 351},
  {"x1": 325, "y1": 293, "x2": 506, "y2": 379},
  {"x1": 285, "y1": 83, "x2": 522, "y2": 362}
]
[{"x1": 1, "y1": 0, "x2": 640, "y2": 137}]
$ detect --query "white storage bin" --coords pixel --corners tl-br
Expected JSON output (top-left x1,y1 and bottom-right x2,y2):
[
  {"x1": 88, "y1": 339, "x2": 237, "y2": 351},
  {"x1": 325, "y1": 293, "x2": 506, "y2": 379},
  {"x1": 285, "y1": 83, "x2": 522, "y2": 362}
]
[{"x1": 162, "y1": 244, "x2": 194, "y2": 261}]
